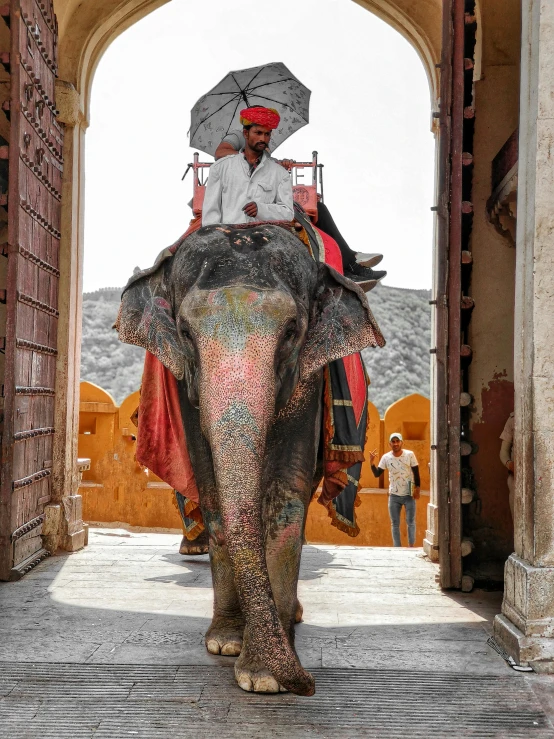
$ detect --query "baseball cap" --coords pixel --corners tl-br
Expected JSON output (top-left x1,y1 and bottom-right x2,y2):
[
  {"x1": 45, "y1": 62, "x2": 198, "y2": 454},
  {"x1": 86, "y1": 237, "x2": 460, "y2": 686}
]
[{"x1": 389, "y1": 432, "x2": 403, "y2": 441}]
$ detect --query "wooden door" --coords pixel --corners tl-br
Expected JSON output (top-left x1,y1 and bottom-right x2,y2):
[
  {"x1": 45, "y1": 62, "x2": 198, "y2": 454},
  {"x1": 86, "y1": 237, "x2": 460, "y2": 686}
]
[
  {"x1": 435, "y1": 0, "x2": 473, "y2": 589},
  {"x1": 0, "y1": 0, "x2": 63, "y2": 581}
]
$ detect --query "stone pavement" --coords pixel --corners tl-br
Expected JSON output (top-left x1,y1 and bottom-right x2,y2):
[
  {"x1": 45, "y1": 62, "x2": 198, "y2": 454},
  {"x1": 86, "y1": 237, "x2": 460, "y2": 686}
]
[{"x1": 0, "y1": 529, "x2": 553, "y2": 737}]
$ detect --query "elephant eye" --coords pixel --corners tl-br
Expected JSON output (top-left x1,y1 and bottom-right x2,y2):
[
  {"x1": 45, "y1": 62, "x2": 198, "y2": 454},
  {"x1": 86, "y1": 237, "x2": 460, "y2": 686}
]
[
  {"x1": 181, "y1": 327, "x2": 194, "y2": 343},
  {"x1": 283, "y1": 321, "x2": 297, "y2": 341}
]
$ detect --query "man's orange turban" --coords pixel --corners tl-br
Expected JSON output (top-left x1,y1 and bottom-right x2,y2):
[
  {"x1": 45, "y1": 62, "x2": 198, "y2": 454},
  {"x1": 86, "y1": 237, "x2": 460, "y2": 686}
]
[{"x1": 240, "y1": 106, "x2": 280, "y2": 130}]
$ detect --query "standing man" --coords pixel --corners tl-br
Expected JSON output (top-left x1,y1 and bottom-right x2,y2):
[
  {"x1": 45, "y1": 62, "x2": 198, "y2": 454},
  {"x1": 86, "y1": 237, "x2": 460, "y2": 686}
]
[
  {"x1": 370, "y1": 433, "x2": 421, "y2": 547},
  {"x1": 202, "y1": 106, "x2": 294, "y2": 226}
]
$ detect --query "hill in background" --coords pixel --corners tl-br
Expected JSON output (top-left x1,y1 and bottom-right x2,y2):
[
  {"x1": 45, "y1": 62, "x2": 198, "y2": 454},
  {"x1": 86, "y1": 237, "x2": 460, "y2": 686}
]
[
  {"x1": 362, "y1": 285, "x2": 431, "y2": 414},
  {"x1": 81, "y1": 284, "x2": 431, "y2": 415},
  {"x1": 81, "y1": 288, "x2": 146, "y2": 403}
]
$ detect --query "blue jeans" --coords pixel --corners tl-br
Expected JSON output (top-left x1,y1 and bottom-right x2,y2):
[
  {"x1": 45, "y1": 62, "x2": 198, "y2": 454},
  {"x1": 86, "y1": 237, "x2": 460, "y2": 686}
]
[{"x1": 388, "y1": 494, "x2": 416, "y2": 547}]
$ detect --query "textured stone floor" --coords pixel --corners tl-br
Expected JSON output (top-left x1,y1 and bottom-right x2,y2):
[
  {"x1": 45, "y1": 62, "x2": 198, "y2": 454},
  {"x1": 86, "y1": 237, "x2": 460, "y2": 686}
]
[{"x1": 1, "y1": 529, "x2": 553, "y2": 737}]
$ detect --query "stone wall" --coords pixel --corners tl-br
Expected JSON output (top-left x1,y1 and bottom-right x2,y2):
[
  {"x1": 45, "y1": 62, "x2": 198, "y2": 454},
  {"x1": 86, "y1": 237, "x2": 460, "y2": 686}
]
[{"x1": 464, "y1": 0, "x2": 521, "y2": 575}]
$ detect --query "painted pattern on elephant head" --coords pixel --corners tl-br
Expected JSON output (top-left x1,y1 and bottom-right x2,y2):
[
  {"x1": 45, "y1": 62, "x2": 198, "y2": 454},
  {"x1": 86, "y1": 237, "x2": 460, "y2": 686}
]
[{"x1": 179, "y1": 285, "x2": 301, "y2": 449}]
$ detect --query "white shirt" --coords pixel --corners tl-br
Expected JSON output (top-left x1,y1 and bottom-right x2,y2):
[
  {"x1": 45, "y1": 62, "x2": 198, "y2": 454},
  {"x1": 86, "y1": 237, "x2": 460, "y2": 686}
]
[
  {"x1": 202, "y1": 151, "x2": 294, "y2": 226},
  {"x1": 378, "y1": 450, "x2": 419, "y2": 496}
]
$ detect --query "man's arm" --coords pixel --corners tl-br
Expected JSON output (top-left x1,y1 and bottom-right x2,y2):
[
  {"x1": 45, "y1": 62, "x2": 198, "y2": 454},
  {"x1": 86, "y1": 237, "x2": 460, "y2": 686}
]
[
  {"x1": 370, "y1": 449, "x2": 385, "y2": 478},
  {"x1": 214, "y1": 141, "x2": 239, "y2": 160},
  {"x1": 500, "y1": 439, "x2": 514, "y2": 472},
  {"x1": 255, "y1": 174, "x2": 294, "y2": 222},
  {"x1": 410, "y1": 454, "x2": 421, "y2": 499},
  {"x1": 201, "y1": 165, "x2": 223, "y2": 226}
]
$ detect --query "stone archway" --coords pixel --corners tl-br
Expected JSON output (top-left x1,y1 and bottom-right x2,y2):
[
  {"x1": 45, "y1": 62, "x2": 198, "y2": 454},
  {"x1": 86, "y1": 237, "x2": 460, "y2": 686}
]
[{"x1": 49, "y1": 0, "x2": 442, "y2": 548}]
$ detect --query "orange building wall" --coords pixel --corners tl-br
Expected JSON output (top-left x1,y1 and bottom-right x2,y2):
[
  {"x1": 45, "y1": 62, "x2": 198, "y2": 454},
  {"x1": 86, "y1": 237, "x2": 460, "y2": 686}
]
[
  {"x1": 306, "y1": 490, "x2": 429, "y2": 547},
  {"x1": 78, "y1": 383, "x2": 430, "y2": 546},
  {"x1": 78, "y1": 382, "x2": 182, "y2": 530}
]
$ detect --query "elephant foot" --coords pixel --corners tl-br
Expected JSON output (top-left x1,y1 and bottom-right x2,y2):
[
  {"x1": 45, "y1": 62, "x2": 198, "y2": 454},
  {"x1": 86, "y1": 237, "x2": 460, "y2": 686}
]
[
  {"x1": 295, "y1": 599, "x2": 303, "y2": 624},
  {"x1": 234, "y1": 652, "x2": 287, "y2": 693},
  {"x1": 205, "y1": 617, "x2": 244, "y2": 656},
  {"x1": 179, "y1": 530, "x2": 209, "y2": 556}
]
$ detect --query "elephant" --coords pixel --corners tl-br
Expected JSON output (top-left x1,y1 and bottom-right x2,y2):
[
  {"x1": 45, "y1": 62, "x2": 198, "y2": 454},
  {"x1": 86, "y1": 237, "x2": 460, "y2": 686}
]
[{"x1": 116, "y1": 223, "x2": 384, "y2": 696}]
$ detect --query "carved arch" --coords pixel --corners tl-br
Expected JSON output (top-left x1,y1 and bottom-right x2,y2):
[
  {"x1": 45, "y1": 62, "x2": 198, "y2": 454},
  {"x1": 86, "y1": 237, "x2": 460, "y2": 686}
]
[
  {"x1": 54, "y1": 0, "x2": 442, "y2": 119},
  {"x1": 49, "y1": 0, "x2": 441, "y2": 545}
]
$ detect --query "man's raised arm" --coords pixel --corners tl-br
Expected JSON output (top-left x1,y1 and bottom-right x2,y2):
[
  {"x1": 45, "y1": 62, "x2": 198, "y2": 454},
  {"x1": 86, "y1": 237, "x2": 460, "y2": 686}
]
[
  {"x1": 201, "y1": 164, "x2": 223, "y2": 226},
  {"x1": 214, "y1": 140, "x2": 239, "y2": 160}
]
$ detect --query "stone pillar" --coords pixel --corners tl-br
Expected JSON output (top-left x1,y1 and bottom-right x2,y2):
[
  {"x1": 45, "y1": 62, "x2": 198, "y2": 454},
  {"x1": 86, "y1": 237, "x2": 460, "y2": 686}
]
[
  {"x1": 493, "y1": 0, "x2": 554, "y2": 671},
  {"x1": 423, "y1": 498, "x2": 439, "y2": 561},
  {"x1": 424, "y1": 123, "x2": 441, "y2": 564},
  {"x1": 44, "y1": 80, "x2": 89, "y2": 553}
]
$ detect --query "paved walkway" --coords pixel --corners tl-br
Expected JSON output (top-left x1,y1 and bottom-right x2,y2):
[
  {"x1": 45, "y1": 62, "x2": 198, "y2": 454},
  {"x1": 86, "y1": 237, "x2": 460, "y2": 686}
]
[{"x1": 1, "y1": 529, "x2": 553, "y2": 737}]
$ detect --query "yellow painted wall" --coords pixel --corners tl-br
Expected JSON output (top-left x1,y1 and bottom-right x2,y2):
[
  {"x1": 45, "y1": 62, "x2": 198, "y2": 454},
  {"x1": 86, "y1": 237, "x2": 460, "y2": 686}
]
[
  {"x1": 79, "y1": 382, "x2": 182, "y2": 529},
  {"x1": 306, "y1": 490, "x2": 429, "y2": 547},
  {"x1": 78, "y1": 382, "x2": 430, "y2": 545}
]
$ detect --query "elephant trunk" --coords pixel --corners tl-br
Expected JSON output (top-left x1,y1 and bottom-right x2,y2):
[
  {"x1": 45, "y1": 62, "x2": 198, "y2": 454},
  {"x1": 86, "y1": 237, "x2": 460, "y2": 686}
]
[{"x1": 201, "y1": 351, "x2": 315, "y2": 696}]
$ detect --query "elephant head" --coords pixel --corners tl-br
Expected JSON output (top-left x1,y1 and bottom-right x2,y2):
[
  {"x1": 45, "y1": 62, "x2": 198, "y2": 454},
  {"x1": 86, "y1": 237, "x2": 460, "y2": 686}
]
[{"x1": 117, "y1": 224, "x2": 384, "y2": 695}]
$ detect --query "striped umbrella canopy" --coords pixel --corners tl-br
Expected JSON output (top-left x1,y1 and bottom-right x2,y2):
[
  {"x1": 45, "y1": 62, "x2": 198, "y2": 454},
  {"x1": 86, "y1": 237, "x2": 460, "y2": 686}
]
[{"x1": 189, "y1": 62, "x2": 310, "y2": 156}]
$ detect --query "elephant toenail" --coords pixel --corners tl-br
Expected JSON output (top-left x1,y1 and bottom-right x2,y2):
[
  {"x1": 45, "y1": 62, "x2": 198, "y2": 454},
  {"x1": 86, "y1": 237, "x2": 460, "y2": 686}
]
[
  {"x1": 237, "y1": 676, "x2": 253, "y2": 692},
  {"x1": 253, "y1": 676, "x2": 280, "y2": 693},
  {"x1": 221, "y1": 642, "x2": 242, "y2": 656},
  {"x1": 206, "y1": 639, "x2": 221, "y2": 654}
]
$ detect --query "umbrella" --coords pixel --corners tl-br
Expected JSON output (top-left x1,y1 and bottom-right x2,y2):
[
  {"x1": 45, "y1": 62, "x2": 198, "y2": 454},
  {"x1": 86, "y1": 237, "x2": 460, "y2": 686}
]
[{"x1": 189, "y1": 62, "x2": 310, "y2": 157}]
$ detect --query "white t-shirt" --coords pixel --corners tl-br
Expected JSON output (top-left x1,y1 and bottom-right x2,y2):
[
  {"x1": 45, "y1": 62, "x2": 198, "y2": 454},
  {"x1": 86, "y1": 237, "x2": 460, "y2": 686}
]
[{"x1": 378, "y1": 450, "x2": 419, "y2": 496}]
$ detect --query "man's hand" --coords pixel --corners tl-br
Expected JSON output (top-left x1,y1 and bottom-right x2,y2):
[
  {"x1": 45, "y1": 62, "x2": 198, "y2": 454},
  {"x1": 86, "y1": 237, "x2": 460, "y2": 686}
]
[
  {"x1": 413, "y1": 486, "x2": 421, "y2": 500},
  {"x1": 369, "y1": 448, "x2": 378, "y2": 464},
  {"x1": 277, "y1": 159, "x2": 294, "y2": 171},
  {"x1": 506, "y1": 460, "x2": 514, "y2": 473},
  {"x1": 243, "y1": 201, "x2": 258, "y2": 218}
]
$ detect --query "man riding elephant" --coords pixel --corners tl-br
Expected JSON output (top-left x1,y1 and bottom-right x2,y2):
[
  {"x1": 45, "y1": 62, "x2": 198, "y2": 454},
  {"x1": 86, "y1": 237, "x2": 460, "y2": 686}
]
[
  {"x1": 149, "y1": 106, "x2": 383, "y2": 554},
  {"x1": 215, "y1": 107, "x2": 387, "y2": 286},
  {"x1": 202, "y1": 106, "x2": 294, "y2": 226}
]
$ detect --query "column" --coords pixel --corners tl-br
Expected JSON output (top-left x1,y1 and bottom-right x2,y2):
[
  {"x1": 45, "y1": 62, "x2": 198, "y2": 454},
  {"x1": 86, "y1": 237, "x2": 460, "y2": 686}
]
[
  {"x1": 43, "y1": 80, "x2": 88, "y2": 553},
  {"x1": 494, "y1": 0, "x2": 554, "y2": 671}
]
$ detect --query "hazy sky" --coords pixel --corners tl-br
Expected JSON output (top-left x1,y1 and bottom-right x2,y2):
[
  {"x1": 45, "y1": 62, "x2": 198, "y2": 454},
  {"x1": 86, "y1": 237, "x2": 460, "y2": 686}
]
[{"x1": 83, "y1": 0, "x2": 435, "y2": 292}]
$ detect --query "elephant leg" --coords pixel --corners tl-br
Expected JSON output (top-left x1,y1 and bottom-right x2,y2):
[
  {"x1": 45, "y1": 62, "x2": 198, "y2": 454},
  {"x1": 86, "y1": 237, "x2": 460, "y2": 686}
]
[
  {"x1": 177, "y1": 386, "x2": 244, "y2": 658},
  {"x1": 267, "y1": 498, "x2": 307, "y2": 639},
  {"x1": 233, "y1": 377, "x2": 321, "y2": 693},
  {"x1": 179, "y1": 528, "x2": 209, "y2": 556},
  {"x1": 203, "y1": 508, "x2": 245, "y2": 657},
  {"x1": 234, "y1": 495, "x2": 307, "y2": 693}
]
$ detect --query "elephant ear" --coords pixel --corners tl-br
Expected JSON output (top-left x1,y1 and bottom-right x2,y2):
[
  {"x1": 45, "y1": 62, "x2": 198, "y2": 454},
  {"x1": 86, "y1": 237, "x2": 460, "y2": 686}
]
[
  {"x1": 300, "y1": 264, "x2": 385, "y2": 380},
  {"x1": 115, "y1": 251, "x2": 185, "y2": 380}
]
